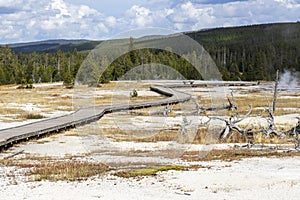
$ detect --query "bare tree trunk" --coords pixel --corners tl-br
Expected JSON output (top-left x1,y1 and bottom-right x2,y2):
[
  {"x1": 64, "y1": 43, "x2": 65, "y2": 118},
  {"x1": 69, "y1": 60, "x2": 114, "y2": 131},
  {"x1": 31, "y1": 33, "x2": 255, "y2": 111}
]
[
  {"x1": 272, "y1": 69, "x2": 279, "y2": 113},
  {"x1": 226, "y1": 91, "x2": 237, "y2": 110}
]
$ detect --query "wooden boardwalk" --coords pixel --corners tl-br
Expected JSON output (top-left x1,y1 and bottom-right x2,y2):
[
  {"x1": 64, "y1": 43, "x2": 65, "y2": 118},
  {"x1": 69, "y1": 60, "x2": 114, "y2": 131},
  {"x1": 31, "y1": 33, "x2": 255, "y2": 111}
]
[
  {"x1": 168, "y1": 81, "x2": 259, "y2": 88},
  {"x1": 0, "y1": 86, "x2": 191, "y2": 150}
]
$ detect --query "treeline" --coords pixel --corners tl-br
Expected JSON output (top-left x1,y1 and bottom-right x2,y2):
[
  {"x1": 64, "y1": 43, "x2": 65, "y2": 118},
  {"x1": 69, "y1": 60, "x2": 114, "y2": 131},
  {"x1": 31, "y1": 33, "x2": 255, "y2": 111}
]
[
  {"x1": 101, "y1": 48, "x2": 202, "y2": 83},
  {"x1": 0, "y1": 44, "x2": 202, "y2": 86},
  {"x1": 75, "y1": 46, "x2": 206, "y2": 86},
  {"x1": 0, "y1": 45, "x2": 86, "y2": 86}
]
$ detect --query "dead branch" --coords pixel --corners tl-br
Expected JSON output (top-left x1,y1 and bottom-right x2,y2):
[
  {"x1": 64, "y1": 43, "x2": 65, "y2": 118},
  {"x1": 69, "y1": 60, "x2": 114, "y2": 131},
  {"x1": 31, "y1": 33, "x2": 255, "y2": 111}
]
[
  {"x1": 262, "y1": 70, "x2": 279, "y2": 136},
  {"x1": 199, "y1": 117, "x2": 211, "y2": 126},
  {"x1": 192, "y1": 99, "x2": 231, "y2": 114},
  {"x1": 262, "y1": 94, "x2": 285, "y2": 137},
  {"x1": 262, "y1": 106, "x2": 285, "y2": 138},
  {"x1": 192, "y1": 98, "x2": 203, "y2": 115},
  {"x1": 294, "y1": 118, "x2": 300, "y2": 149},
  {"x1": 232, "y1": 105, "x2": 252, "y2": 124},
  {"x1": 208, "y1": 105, "x2": 252, "y2": 139},
  {"x1": 285, "y1": 117, "x2": 300, "y2": 136},
  {"x1": 191, "y1": 91, "x2": 238, "y2": 115},
  {"x1": 150, "y1": 104, "x2": 172, "y2": 116}
]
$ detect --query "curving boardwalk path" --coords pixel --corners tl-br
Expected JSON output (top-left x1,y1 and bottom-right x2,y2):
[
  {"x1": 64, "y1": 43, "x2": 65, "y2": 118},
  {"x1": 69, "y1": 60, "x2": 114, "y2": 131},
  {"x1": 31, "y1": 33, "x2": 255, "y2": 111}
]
[{"x1": 0, "y1": 86, "x2": 191, "y2": 150}]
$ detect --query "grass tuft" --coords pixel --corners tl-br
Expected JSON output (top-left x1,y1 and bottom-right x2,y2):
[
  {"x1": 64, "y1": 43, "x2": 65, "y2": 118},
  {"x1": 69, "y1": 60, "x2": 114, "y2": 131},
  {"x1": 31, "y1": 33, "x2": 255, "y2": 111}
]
[
  {"x1": 21, "y1": 112, "x2": 45, "y2": 119},
  {"x1": 113, "y1": 165, "x2": 186, "y2": 178},
  {"x1": 29, "y1": 161, "x2": 109, "y2": 181}
]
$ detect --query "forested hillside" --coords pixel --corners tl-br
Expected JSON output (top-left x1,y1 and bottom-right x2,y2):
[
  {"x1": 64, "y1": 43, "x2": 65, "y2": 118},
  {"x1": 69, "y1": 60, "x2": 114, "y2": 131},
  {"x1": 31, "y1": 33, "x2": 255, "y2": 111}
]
[
  {"x1": 186, "y1": 22, "x2": 300, "y2": 80},
  {"x1": 0, "y1": 22, "x2": 299, "y2": 86}
]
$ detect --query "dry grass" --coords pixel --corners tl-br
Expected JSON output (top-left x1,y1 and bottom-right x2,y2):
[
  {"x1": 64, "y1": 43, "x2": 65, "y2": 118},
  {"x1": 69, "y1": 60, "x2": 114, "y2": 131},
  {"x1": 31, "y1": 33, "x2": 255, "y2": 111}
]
[
  {"x1": 252, "y1": 133, "x2": 291, "y2": 144},
  {"x1": 100, "y1": 127, "x2": 180, "y2": 142},
  {"x1": 181, "y1": 149, "x2": 300, "y2": 162},
  {"x1": 0, "y1": 82, "x2": 166, "y2": 122},
  {"x1": 198, "y1": 93, "x2": 299, "y2": 116},
  {"x1": 0, "y1": 107, "x2": 24, "y2": 115},
  {"x1": 21, "y1": 112, "x2": 45, "y2": 119},
  {"x1": 93, "y1": 81, "x2": 162, "y2": 105},
  {"x1": 0, "y1": 86, "x2": 74, "y2": 117},
  {"x1": 1, "y1": 154, "x2": 187, "y2": 181},
  {"x1": 30, "y1": 161, "x2": 109, "y2": 181},
  {"x1": 1, "y1": 156, "x2": 109, "y2": 182},
  {"x1": 0, "y1": 111, "x2": 45, "y2": 122},
  {"x1": 99, "y1": 121, "x2": 295, "y2": 145},
  {"x1": 94, "y1": 95, "x2": 164, "y2": 106},
  {"x1": 234, "y1": 95, "x2": 299, "y2": 116},
  {"x1": 193, "y1": 127, "x2": 217, "y2": 144},
  {"x1": 135, "y1": 130, "x2": 179, "y2": 142}
]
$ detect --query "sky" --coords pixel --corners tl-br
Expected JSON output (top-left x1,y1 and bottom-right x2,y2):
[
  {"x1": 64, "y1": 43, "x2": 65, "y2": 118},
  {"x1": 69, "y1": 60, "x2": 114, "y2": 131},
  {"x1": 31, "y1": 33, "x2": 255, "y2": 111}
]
[{"x1": 0, "y1": 0, "x2": 299, "y2": 44}]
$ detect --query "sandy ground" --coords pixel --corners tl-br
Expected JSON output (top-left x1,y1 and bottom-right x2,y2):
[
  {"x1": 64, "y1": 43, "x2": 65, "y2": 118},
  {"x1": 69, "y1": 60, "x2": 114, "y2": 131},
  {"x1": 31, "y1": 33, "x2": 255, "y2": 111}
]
[
  {"x1": 1, "y1": 157, "x2": 300, "y2": 200},
  {"x1": 0, "y1": 124, "x2": 299, "y2": 200}
]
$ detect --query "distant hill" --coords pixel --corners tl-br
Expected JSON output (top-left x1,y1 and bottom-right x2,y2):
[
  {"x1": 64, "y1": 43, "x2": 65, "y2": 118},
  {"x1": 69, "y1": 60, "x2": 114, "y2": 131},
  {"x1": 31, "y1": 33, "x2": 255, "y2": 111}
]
[
  {"x1": 186, "y1": 22, "x2": 300, "y2": 46},
  {"x1": 8, "y1": 39, "x2": 102, "y2": 53}
]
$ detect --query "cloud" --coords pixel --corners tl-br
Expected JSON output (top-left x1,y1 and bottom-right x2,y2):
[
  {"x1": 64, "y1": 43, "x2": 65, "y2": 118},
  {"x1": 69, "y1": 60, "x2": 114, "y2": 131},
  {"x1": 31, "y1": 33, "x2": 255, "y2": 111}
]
[
  {"x1": 0, "y1": 0, "x2": 299, "y2": 43},
  {"x1": 125, "y1": 5, "x2": 153, "y2": 27},
  {"x1": 187, "y1": 0, "x2": 250, "y2": 4},
  {"x1": 166, "y1": 0, "x2": 300, "y2": 30},
  {"x1": 121, "y1": 0, "x2": 300, "y2": 33},
  {"x1": 106, "y1": 16, "x2": 117, "y2": 28},
  {"x1": 0, "y1": 0, "x2": 23, "y2": 7},
  {"x1": 0, "y1": 0, "x2": 112, "y2": 43}
]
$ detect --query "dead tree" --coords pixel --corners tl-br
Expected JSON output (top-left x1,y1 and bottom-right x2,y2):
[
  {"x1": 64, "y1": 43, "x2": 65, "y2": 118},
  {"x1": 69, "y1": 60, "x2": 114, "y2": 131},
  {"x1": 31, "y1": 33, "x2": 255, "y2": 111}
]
[
  {"x1": 180, "y1": 116, "x2": 192, "y2": 135},
  {"x1": 293, "y1": 118, "x2": 300, "y2": 149},
  {"x1": 262, "y1": 72, "x2": 285, "y2": 138},
  {"x1": 260, "y1": 103, "x2": 285, "y2": 137},
  {"x1": 285, "y1": 117, "x2": 300, "y2": 149},
  {"x1": 192, "y1": 98, "x2": 204, "y2": 115},
  {"x1": 227, "y1": 91, "x2": 237, "y2": 110},
  {"x1": 262, "y1": 107, "x2": 285, "y2": 137},
  {"x1": 295, "y1": 118, "x2": 300, "y2": 149},
  {"x1": 209, "y1": 105, "x2": 253, "y2": 139},
  {"x1": 273, "y1": 69, "x2": 279, "y2": 113}
]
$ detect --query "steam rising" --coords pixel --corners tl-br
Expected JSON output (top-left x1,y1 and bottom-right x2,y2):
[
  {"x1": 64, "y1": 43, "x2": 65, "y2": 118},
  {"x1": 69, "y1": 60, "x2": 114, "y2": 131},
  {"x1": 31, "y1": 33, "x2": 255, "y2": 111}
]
[{"x1": 279, "y1": 70, "x2": 299, "y2": 89}]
